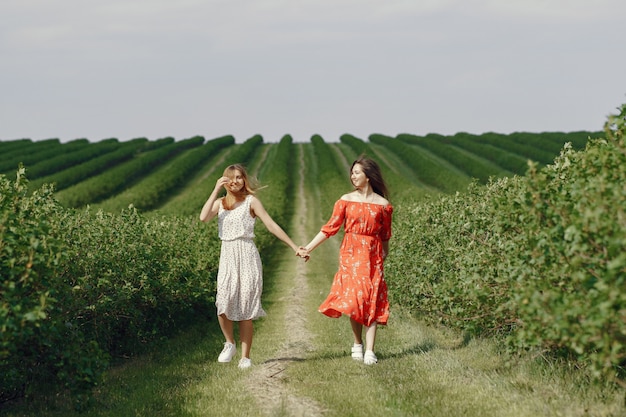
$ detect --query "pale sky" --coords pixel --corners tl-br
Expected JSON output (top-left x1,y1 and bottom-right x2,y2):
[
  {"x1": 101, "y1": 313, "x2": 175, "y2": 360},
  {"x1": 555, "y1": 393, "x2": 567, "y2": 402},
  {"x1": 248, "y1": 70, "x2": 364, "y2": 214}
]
[{"x1": 1, "y1": 0, "x2": 625, "y2": 143}]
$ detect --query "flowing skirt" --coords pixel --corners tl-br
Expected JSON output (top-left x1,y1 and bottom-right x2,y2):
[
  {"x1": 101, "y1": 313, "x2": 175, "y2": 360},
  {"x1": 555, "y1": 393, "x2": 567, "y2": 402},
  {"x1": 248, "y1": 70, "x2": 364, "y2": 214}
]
[
  {"x1": 318, "y1": 233, "x2": 389, "y2": 326},
  {"x1": 215, "y1": 238, "x2": 266, "y2": 321}
]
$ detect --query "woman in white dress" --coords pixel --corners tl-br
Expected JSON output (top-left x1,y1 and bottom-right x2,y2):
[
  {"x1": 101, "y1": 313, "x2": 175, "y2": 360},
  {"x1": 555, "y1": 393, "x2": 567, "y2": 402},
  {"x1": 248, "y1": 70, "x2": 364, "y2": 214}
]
[{"x1": 199, "y1": 164, "x2": 305, "y2": 368}]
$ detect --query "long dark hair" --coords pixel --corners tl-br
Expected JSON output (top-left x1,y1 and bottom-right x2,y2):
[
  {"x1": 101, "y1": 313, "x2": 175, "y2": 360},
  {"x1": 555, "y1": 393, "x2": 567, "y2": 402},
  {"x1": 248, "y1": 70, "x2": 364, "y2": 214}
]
[{"x1": 351, "y1": 156, "x2": 389, "y2": 200}]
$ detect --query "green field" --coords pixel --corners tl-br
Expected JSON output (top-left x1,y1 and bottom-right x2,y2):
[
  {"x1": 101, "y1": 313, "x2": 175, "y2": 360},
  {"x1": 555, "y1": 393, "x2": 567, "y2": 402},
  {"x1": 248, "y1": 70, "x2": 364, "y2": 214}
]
[{"x1": 1, "y1": 114, "x2": 625, "y2": 416}]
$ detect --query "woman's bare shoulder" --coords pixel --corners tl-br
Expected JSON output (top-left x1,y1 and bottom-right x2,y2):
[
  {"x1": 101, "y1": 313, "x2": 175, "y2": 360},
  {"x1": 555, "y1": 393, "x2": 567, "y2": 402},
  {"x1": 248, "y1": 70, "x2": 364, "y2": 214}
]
[
  {"x1": 374, "y1": 195, "x2": 390, "y2": 206},
  {"x1": 340, "y1": 191, "x2": 358, "y2": 202}
]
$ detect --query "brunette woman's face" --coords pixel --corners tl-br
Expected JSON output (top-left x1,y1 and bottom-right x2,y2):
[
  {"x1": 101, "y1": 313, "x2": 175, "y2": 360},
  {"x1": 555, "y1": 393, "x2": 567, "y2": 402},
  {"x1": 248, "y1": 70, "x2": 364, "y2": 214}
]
[
  {"x1": 350, "y1": 164, "x2": 369, "y2": 188},
  {"x1": 226, "y1": 170, "x2": 245, "y2": 192}
]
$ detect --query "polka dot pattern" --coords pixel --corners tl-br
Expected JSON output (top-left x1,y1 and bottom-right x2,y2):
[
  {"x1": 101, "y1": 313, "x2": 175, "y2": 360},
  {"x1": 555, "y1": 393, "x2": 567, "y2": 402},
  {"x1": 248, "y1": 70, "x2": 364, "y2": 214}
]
[{"x1": 216, "y1": 195, "x2": 266, "y2": 321}]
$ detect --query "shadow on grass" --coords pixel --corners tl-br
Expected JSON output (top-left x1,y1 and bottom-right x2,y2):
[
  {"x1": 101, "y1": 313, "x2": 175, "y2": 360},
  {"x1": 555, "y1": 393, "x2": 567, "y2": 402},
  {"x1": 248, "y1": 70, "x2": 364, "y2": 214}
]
[
  {"x1": 380, "y1": 341, "x2": 439, "y2": 360},
  {"x1": 0, "y1": 319, "x2": 227, "y2": 417},
  {"x1": 303, "y1": 340, "x2": 439, "y2": 363},
  {"x1": 262, "y1": 357, "x2": 307, "y2": 365}
]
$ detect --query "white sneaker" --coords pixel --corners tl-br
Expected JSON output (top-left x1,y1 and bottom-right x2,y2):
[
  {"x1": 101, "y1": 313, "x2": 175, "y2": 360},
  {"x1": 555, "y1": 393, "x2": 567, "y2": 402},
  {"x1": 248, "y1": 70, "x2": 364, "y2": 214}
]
[
  {"x1": 218, "y1": 342, "x2": 236, "y2": 363},
  {"x1": 351, "y1": 344, "x2": 364, "y2": 361},
  {"x1": 364, "y1": 350, "x2": 377, "y2": 365},
  {"x1": 238, "y1": 357, "x2": 252, "y2": 369}
]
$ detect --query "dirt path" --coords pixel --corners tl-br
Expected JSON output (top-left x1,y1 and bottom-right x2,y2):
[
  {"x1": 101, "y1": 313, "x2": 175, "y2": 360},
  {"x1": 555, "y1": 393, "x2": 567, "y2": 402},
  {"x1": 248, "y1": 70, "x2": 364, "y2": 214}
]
[
  {"x1": 330, "y1": 143, "x2": 351, "y2": 173},
  {"x1": 244, "y1": 145, "x2": 325, "y2": 417}
]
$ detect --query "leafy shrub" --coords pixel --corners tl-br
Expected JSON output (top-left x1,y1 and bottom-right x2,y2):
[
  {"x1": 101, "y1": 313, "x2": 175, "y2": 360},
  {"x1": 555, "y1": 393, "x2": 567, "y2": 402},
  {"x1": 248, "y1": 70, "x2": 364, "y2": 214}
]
[
  {"x1": 396, "y1": 133, "x2": 505, "y2": 183},
  {"x1": 0, "y1": 139, "x2": 62, "y2": 174},
  {"x1": 310, "y1": 135, "x2": 349, "y2": 210},
  {"x1": 507, "y1": 105, "x2": 626, "y2": 380},
  {"x1": 96, "y1": 135, "x2": 234, "y2": 213},
  {"x1": 27, "y1": 138, "x2": 148, "y2": 192},
  {"x1": 1, "y1": 169, "x2": 221, "y2": 403},
  {"x1": 55, "y1": 137, "x2": 204, "y2": 208},
  {"x1": 387, "y1": 103, "x2": 626, "y2": 382},
  {"x1": 340, "y1": 133, "x2": 368, "y2": 156},
  {"x1": 369, "y1": 134, "x2": 470, "y2": 193},
  {"x1": 25, "y1": 138, "x2": 119, "y2": 180},
  {"x1": 446, "y1": 132, "x2": 529, "y2": 175},
  {"x1": 0, "y1": 167, "x2": 108, "y2": 402},
  {"x1": 58, "y1": 207, "x2": 220, "y2": 357}
]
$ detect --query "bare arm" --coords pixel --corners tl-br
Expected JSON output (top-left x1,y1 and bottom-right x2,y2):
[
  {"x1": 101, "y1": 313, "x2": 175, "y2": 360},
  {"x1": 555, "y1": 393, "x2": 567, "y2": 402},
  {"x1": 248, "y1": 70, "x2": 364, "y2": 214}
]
[
  {"x1": 250, "y1": 196, "x2": 299, "y2": 253},
  {"x1": 304, "y1": 231, "x2": 329, "y2": 253},
  {"x1": 199, "y1": 176, "x2": 229, "y2": 222}
]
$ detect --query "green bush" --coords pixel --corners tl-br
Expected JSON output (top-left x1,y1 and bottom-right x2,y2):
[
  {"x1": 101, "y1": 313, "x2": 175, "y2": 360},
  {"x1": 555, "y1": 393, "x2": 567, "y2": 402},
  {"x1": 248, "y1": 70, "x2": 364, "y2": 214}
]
[
  {"x1": 340, "y1": 133, "x2": 368, "y2": 156},
  {"x1": 28, "y1": 138, "x2": 148, "y2": 192},
  {"x1": 507, "y1": 105, "x2": 626, "y2": 380},
  {"x1": 396, "y1": 133, "x2": 505, "y2": 183},
  {"x1": 0, "y1": 139, "x2": 62, "y2": 174},
  {"x1": 310, "y1": 135, "x2": 348, "y2": 209},
  {"x1": 55, "y1": 137, "x2": 204, "y2": 208},
  {"x1": 58, "y1": 207, "x2": 220, "y2": 356},
  {"x1": 1, "y1": 169, "x2": 221, "y2": 403},
  {"x1": 96, "y1": 135, "x2": 234, "y2": 213},
  {"x1": 369, "y1": 134, "x2": 470, "y2": 193},
  {"x1": 446, "y1": 132, "x2": 529, "y2": 175},
  {"x1": 25, "y1": 138, "x2": 119, "y2": 180},
  {"x1": 0, "y1": 167, "x2": 108, "y2": 402},
  {"x1": 387, "y1": 104, "x2": 626, "y2": 382}
]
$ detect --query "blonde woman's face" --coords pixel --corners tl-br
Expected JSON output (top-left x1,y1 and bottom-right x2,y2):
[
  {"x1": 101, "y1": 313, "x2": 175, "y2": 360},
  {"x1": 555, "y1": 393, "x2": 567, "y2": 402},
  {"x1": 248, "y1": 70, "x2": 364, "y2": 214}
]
[{"x1": 226, "y1": 170, "x2": 245, "y2": 193}]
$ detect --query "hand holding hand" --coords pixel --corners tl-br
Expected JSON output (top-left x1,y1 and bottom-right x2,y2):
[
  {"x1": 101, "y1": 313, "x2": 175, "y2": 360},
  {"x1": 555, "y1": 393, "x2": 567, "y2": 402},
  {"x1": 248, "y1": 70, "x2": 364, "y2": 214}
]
[{"x1": 296, "y1": 246, "x2": 310, "y2": 262}]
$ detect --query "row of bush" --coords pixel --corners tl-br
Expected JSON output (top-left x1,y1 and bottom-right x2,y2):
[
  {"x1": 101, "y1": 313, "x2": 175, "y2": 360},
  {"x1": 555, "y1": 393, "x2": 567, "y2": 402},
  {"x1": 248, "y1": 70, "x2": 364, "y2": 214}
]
[
  {"x1": 467, "y1": 132, "x2": 558, "y2": 164},
  {"x1": 158, "y1": 134, "x2": 264, "y2": 217},
  {"x1": 24, "y1": 139, "x2": 120, "y2": 180},
  {"x1": 1, "y1": 117, "x2": 621, "y2": 405},
  {"x1": 54, "y1": 137, "x2": 204, "y2": 208},
  {"x1": 369, "y1": 133, "x2": 471, "y2": 193},
  {"x1": 94, "y1": 136, "x2": 235, "y2": 213},
  {"x1": 0, "y1": 168, "x2": 222, "y2": 404},
  {"x1": 6, "y1": 129, "x2": 580, "y2": 220},
  {"x1": 386, "y1": 104, "x2": 626, "y2": 384},
  {"x1": 27, "y1": 138, "x2": 150, "y2": 192},
  {"x1": 309, "y1": 135, "x2": 351, "y2": 211},
  {"x1": 0, "y1": 133, "x2": 301, "y2": 404},
  {"x1": 396, "y1": 133, "x2": 507, "y2": 183},
  {"x1": 0, "y1": 139, "x2": 87, "y2": 176},
  {"x1": 337, "y1": 134, "x2": 435, "y2": 202}
]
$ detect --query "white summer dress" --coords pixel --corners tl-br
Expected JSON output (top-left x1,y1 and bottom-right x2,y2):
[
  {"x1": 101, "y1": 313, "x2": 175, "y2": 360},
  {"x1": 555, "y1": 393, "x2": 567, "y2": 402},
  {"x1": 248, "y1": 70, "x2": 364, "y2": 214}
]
[{"x1": 215, "y1": 195, "x2": 266, "y2": 321}]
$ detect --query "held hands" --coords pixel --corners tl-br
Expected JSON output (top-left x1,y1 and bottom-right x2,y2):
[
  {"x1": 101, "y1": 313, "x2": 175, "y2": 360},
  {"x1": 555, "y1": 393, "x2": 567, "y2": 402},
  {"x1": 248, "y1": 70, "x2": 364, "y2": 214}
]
[{"x1": 296, "y1": 246, "x2": 310, "y2": 262}]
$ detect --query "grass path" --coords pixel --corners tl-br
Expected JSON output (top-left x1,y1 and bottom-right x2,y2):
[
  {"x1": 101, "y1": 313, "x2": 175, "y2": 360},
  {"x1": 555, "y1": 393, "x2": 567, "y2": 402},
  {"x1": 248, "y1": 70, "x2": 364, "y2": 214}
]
[
  {"x1": 233, "y1": 145, "x2": 625, "y2": 417},
  {"x1": 3, "y1": 146, "x2": 625, "y2": 417},
  {"x1": 241, "y1": 144, "x2": 325, "y2": 416}
]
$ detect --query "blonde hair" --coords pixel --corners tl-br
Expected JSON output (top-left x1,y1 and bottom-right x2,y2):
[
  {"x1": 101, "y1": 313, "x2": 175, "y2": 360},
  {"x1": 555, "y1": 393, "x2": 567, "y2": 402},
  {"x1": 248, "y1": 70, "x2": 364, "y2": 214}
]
[{"x1": 222, "y1": 164, "x2": 259, "y2": 210}]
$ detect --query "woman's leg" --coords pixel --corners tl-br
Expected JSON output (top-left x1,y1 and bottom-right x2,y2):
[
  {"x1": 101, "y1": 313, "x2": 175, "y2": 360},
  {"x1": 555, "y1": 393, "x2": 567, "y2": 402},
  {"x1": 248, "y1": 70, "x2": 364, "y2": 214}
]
[
  {"x1": 350, "y1": 318, "x2": 363, "y2": 345},
  {"x1": 365, "y1": 321, "x2": 377, "y2": 352},
  {"x1": 363, "y1": 321, "x2": 379, "y2": 364},
  {"x1": 217, "y1": 314, "x2": 238, "y2": 362},
  {"x1": 350, "y1": 318, "x2": 365, "y2": 360},
  {"x1": 239, "y1": 319, "x2": 253, "y2": 359},
  {"x1": 218, "y1": 314, "x2": 235, "y2": 344}
]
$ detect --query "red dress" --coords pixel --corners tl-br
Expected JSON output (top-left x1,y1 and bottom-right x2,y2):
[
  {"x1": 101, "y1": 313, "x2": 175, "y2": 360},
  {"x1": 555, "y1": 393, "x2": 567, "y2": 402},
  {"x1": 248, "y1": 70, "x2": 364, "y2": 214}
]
[{"x1": 318, "y1": 199, "x2": 393, "y2": 326}]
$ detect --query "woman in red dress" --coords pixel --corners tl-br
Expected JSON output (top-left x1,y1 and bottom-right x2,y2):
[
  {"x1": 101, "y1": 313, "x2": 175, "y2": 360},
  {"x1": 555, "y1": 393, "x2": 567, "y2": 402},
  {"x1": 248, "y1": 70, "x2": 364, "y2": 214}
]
[{"x1": 302, "y1": 156, "x2": 393, "y2": 365}]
